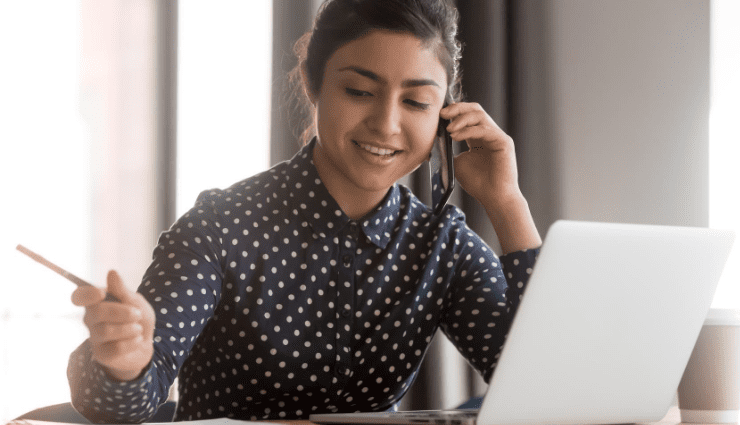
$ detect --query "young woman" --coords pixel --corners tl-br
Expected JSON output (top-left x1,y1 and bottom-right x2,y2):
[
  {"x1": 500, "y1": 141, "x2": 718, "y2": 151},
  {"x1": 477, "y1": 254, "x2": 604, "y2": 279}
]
[{"x1": 68, "y1": 0, "x2": 542, "y2": 422}]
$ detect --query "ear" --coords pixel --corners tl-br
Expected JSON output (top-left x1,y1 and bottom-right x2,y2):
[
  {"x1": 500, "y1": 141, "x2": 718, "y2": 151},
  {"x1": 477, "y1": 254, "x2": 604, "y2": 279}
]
[{"x1": 300, "y1": 65, "x2": 318, "y2": 105}]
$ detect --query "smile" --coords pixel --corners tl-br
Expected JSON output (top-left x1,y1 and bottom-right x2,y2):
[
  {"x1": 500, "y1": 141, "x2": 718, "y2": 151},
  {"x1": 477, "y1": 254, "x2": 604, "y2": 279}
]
[{"x1": 352, "y1": 140, "x2": 400, "y2": 157}]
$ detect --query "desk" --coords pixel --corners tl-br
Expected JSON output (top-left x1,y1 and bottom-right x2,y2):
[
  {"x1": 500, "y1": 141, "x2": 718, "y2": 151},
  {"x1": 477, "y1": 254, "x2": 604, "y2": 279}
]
[
  {"x1": 642, "y1": 405, "x2": 681, "y2": 425},
  {"x1": 637, "y1": 405, "x2": 728, "y2": 425},
  {"x1": 282, "y1": 407, "x2": 719, "y2": 425},
  {"x1": 4, "y1": 405, "x2": 729, "y2": 425}
]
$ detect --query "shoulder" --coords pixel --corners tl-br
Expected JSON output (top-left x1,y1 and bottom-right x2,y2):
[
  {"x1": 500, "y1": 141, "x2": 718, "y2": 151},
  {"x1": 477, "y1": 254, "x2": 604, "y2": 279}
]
[
  {"x1": 163, "y1": 161, "x2": 304, "y2": 251},
  {"x1": 395, "y1": 183, "x2": 490, "y2": 254},
  {"x1": 186, "y1": 157, "x2": 299, "y2": 214}
]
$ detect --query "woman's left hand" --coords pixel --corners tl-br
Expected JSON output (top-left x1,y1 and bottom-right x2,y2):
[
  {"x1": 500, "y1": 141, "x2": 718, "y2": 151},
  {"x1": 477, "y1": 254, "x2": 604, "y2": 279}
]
[
  {"x1": 440, "y1": 102, "x2": 542, "y2": 253},
  {"x1": 439, "y1": 102, "x2": 521, "y2": 207}
]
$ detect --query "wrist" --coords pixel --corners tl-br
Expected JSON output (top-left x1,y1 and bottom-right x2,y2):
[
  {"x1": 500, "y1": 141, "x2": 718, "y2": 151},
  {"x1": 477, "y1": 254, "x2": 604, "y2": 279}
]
[
  {"x1": 481, "y1": 191, "x2": 542, "y2": 254},
  {"x1": 480, "y1": 186, "x2": 526, "y2": 215},
  {"x1": 109, "y1": 368, "x2": 145, "y2": 382},
  {"x1": 101, "y1": 363, "x2": 148, "y2": 382}
]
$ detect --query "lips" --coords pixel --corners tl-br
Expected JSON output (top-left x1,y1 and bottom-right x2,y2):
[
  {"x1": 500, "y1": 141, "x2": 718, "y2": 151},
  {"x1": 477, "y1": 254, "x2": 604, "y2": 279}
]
[{"x1": 352, "y1": 140, "x2": 401, "y2": 157}]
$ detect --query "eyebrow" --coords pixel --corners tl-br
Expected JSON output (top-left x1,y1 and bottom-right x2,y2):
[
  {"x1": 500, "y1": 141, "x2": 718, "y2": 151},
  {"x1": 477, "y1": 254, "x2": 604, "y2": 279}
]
[{"x1": 337, "y1": 66, "x2": 441, "y2": 89}]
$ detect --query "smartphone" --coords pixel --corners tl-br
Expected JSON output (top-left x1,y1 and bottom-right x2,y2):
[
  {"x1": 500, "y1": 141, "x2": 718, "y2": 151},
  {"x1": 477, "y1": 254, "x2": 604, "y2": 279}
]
[{"x1": 429, "y1": 116, "x2": 455, "y2": 216}]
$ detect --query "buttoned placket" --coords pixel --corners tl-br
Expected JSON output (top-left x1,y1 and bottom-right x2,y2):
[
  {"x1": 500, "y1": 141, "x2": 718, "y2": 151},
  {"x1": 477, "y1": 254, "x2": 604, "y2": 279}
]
[{"x1": 327, "y1": 220, "x2": 359, "y2": 406}]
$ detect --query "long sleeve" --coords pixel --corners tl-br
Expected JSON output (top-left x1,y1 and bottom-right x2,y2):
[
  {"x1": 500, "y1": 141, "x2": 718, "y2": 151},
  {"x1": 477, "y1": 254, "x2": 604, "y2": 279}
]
[
  {"x1": 67, "y1": 191, "x2": 228, "y2": 423},
  {"x1": 439, "y1": 220, "x2": 540, "y2": 382}
]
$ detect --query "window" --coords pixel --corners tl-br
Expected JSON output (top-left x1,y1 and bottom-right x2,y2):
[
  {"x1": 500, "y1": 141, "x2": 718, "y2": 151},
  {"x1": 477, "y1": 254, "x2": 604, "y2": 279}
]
[
  {"x1": 177, "y1": 1, "x2": 272, "y2": 216},
  {"x1": 1, "y1": 1, "x2": 273, "y2": 420},
  {"x1": 1, "y1": 0, "x2": 161, "y2": 421},
  {"x1": 709, "y1": 0, "x2": 740, "y2": 308},
  {"x1": 0, "y1": 2, "x2": 90, "y2": 421}
]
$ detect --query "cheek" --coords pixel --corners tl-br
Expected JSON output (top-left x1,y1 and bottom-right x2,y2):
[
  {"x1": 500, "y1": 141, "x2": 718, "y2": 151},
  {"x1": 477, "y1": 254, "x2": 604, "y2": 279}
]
[
  {"x1": 412, "y1": 118, "x2": 441, "y2": 155},
  {"x1": 317, "y1": 95, "x2": 363, "y2": 136}
]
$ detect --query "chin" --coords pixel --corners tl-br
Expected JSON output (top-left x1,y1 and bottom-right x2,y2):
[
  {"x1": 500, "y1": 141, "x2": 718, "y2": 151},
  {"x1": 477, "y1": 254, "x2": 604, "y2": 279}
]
[{"x1": 350, "y1": 176, "x2": 396, "y2": 193}]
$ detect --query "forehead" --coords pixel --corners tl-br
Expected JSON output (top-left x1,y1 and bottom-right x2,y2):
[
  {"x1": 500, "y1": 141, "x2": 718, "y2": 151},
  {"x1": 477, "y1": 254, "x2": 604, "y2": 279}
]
[{"x1": 326, "y1": 30, "x2": 447, "y2": 88}]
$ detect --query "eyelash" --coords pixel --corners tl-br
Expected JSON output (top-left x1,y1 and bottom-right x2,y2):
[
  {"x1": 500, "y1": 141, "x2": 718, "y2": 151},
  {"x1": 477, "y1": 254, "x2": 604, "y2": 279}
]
[{"x1": 345, "y1": 88, "x2": 430, "y2": 111}]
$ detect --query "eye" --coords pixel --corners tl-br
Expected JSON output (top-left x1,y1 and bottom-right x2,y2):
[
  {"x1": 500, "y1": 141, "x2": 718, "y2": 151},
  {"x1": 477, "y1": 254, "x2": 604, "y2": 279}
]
[
  {"x1": 345, "y1": 88, "x2": 372, "y2": 97},
  {"x1": 404, "y1": 99, "x2": 430, "y2": 111}
]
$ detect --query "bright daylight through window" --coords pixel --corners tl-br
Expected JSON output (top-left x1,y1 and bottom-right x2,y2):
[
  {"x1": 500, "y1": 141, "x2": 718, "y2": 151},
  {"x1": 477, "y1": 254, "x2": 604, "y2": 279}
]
[
  {"x1": 0, "y1": 1, "x2": 89, "y2": 422},
  {"x1": 709, "y1": 0, "x2": 740, "y2": 308},
  {"x1": 177, "y1": 1, "x2": 272, "y2": 216},
  {"x1": 0, "y1": 1, "x2": 272, "y2": 422}
]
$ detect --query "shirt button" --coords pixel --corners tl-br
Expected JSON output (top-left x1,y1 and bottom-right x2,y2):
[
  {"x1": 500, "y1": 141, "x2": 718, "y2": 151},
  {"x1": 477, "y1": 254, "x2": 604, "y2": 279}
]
[
  {"x1": 341, "y1": 308, "x2": 351, "y2": 318},
  {"x1": 343, "y1": 255, "x2": 352, "y2": 267}
]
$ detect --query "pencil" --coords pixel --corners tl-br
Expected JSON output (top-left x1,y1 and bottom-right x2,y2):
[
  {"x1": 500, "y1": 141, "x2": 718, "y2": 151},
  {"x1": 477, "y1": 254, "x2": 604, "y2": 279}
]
[{"x1": 16, "y1": 244, "x2": 120, "y2": 302}]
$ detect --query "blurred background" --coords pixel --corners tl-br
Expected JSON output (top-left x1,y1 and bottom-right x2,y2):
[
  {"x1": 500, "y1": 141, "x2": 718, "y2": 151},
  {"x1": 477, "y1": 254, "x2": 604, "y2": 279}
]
[{"x1": 0, "y1": 0, "x2": 738, "y2": 422}]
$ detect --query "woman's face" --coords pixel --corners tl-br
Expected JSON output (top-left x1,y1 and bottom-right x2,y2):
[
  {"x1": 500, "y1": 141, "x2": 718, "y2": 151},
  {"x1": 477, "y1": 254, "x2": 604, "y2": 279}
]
[{"x1": 312, "y1": 29, "x2": 448, "y2": 199}]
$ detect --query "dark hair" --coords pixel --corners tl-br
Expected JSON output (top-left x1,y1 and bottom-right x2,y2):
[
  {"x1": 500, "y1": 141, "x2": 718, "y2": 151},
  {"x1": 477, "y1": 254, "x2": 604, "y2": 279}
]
[{"x1": 289, "y1": 0, "x2": 463, "y2": 145}]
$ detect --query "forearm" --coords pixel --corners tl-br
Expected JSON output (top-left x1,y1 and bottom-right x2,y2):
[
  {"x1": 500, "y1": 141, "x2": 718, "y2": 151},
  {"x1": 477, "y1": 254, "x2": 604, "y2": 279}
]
[{"x1": 482, "y1": 191, "x2": 542, "y2": 255}]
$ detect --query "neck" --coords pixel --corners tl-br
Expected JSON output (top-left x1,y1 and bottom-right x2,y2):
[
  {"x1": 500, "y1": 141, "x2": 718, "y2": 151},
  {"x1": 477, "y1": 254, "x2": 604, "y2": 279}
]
[{"x1": 312, "y1": 144, "x2": 388, "y2": 220}]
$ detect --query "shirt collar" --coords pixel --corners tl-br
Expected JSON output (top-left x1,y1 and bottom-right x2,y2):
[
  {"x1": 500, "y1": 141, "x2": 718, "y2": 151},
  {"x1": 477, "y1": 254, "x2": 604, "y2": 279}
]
[
  {"x1": 286, "y1": 137, "x2": 401, "y2": 249},
  {"x1": 359, "y1": 185, "x2": 402, "y2": 249}
]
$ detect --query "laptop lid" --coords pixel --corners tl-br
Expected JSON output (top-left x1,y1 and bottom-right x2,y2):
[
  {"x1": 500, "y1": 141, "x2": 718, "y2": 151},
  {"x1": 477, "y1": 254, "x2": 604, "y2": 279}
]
[{"x1": 478, "y1": 220, "x2": 735, "y2": 425}]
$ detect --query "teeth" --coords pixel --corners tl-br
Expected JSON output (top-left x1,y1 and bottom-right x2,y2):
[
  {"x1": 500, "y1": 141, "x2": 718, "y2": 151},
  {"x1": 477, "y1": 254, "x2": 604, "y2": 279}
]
[{"x1": 358, "y1": 142, "x2": 395, "y2": 156}]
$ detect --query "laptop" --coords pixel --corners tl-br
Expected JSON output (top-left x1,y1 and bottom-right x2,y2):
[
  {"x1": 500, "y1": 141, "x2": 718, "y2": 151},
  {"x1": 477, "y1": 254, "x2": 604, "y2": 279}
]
[{"x1": 310, "y1": 220, "x2": 735, "y2": 425}]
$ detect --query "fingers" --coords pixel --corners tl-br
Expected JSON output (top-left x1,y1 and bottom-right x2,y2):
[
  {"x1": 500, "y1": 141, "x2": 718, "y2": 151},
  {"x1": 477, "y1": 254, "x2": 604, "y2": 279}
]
[
  {"x1": 71, "y1": 270, "x2": 136, "y2": 307},
  {"x1": 105, "y1": 269, "x2": 157, "y2": 324},
  {"x1": 83, "y1": 302, "x2": 143, "y2": 329},
  {"x1": 78, "y1": 270, "x2": 143, "y2": 328},
  {"x1": 440, "y1": 102, "x2": 511, "y2": 147},
  {"x1": 440, "y1": 101, "x2": 487, "y2": 122},
  {"x1": 71, "y1": 285, "x2": 107, "y2": 307},
  {"x1": 89, "y1": 321, "x2": 144, "y2": 345},
  {"x1": 453, "y1": 126, "x2": 514, "y2": 150},
  {"x1": 441, "y1": 102, "x2": 498, "y2": 132},
  {"x1": 443, "y1": 107, "x2": 490, "y2": 131},
  {"x1": 106, "y1": 269, "x2": 138, "y2": 305}
]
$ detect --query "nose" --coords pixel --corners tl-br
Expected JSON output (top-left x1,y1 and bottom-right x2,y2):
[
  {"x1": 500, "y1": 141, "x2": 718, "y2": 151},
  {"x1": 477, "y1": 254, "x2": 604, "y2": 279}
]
[{"x1": 366, "y1": 98, "x2": 402, "y2": 137}]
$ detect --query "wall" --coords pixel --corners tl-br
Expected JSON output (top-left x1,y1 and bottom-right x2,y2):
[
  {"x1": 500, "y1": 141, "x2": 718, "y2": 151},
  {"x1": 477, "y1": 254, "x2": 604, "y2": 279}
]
[{"x1": 517, "y1": 0, "x2": 710, "y2": 231}]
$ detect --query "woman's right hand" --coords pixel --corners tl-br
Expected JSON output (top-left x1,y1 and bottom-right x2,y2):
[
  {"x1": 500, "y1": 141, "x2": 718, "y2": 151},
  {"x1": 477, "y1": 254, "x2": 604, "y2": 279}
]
[{"x1": 72, "y1": 270, "x2": 155, "y2": 381}]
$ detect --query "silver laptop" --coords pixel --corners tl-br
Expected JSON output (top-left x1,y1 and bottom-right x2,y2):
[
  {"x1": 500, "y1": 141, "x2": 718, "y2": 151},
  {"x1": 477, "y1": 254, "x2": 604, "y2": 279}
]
[{"x1": 310, "y1": 220, "x2": 735, "y2": 425}]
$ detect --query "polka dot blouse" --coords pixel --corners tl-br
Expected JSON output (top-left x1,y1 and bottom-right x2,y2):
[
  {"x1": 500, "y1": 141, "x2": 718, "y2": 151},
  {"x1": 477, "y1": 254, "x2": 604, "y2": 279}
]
[{"x1": 67, "y1": 138, "x2": 540, "y2": 423}]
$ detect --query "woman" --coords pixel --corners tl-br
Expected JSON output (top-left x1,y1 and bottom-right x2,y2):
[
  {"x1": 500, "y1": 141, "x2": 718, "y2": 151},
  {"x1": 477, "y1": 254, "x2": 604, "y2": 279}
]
[{"x1": 68, "y1": 0, "x2": 542, "y2": 422}]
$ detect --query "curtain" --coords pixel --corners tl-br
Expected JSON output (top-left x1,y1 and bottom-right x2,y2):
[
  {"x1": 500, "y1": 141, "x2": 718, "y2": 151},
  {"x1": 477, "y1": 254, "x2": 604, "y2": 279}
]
[
  {"x1": 270, "y1": 0, "x2": 322, "y2": 165},
  {"x1": 155, "y1": 1, "x2": 179, "y2": 235}
]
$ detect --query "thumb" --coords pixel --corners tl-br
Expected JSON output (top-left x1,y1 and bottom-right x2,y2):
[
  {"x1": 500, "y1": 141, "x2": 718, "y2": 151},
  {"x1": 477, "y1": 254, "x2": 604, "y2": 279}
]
[{"x1": 105, "y1": 269, "x2": 136, "y2": 304}]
